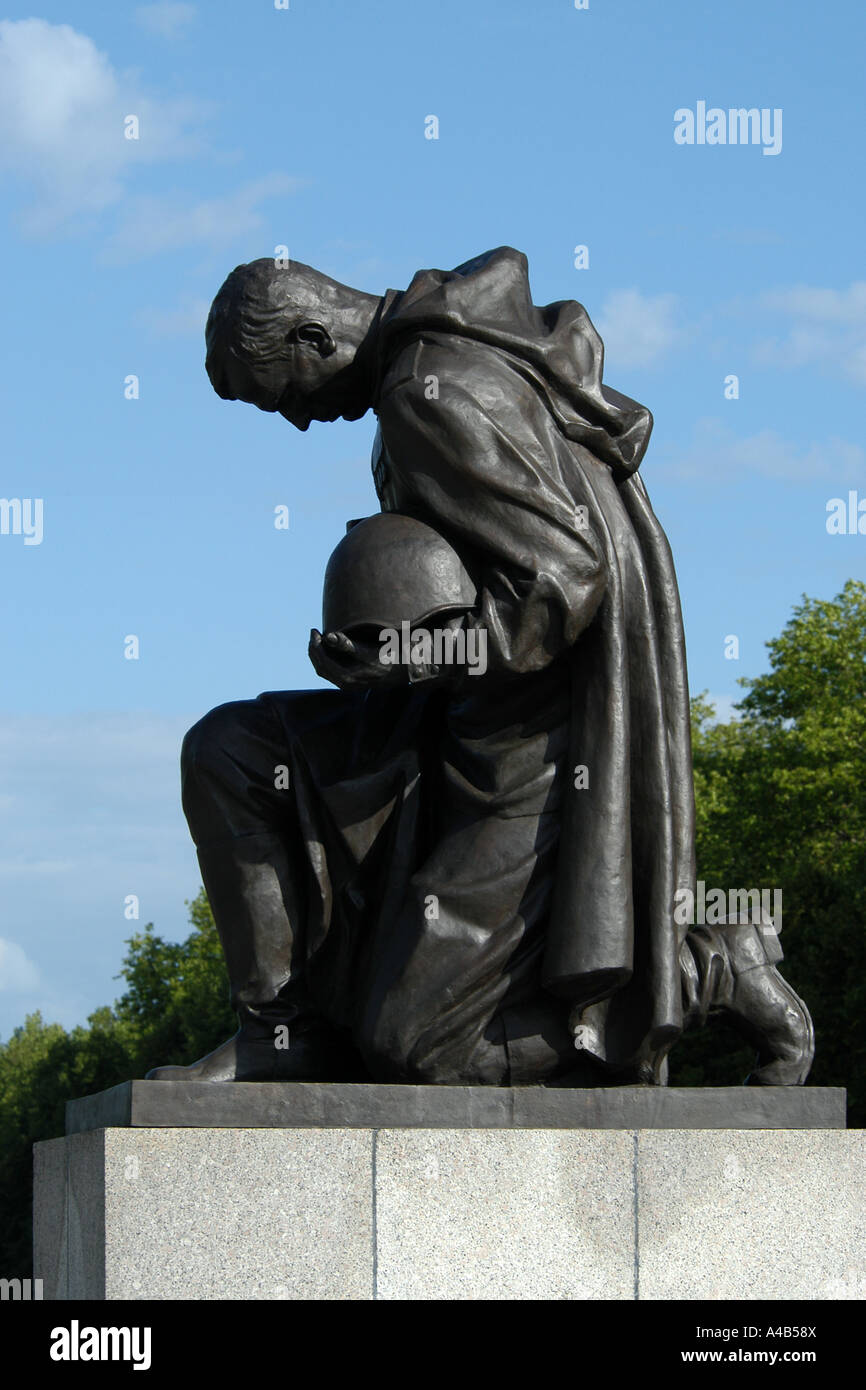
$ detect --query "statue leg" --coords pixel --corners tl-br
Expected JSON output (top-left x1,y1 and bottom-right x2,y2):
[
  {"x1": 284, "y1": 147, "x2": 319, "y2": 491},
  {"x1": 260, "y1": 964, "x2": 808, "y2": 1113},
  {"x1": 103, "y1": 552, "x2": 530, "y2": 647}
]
[
  {"x1": 680, "y1": 918, "x2": 814, "y2": 1085},
  {"x1": 356, "y1": 808, "x2": 576, "y2": 1085},
  {"x1": 146, "y1": 696, "x2": 361, "y2": 1082},
  {"x1": 355, "y1": 665, "x2": 576, "y2": 1086}
]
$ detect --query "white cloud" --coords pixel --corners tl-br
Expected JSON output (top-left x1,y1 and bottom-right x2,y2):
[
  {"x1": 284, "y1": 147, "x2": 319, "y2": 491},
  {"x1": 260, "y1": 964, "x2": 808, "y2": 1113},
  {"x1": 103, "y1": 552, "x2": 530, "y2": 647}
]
[
  {"x1": 0, "y1": 710, "x2": 192, "y2": 837},
  {"x1": 0, "y1": 710, "x2": 198, "y2": 900},
  {"x1": 0, "y1": 938, "x2": 41, "y2": 992},
  {"x1": 139, "y1": 295, "x2": 211, "y2": 337},
  {"x1": 135, "y1": 3, "x2": 197, "y2": 40},
  {"x1": 0, "y1": 712, "x2": 201, "y2": 1037},
  {"x1": 102, "y1": 173, "x2": 300, "y2": 262},
  {"x1": 0, "y1": 860, "x2": 76, "y2": 878},
  {"x1": 654, "y1": 417, "x2": 866, "y2": 485},
  {"x1": 0, "y1": 19, "x2": 210, "y2": 233},
  {"x1": 0, "y1": 16, "x2": 299, "y2": 258},
  {"x1": 595, "y1": 289, "x2": 680, "y2": 369},
  {"x1": 0, "y1": 19, "x2": 128, "y2": 222},
  {"x1": 753, "y1": 282, "x2": 866, "y2": 387},
  {"x1": 761, "y1": 283, "x2": 866, "y2": 324}
]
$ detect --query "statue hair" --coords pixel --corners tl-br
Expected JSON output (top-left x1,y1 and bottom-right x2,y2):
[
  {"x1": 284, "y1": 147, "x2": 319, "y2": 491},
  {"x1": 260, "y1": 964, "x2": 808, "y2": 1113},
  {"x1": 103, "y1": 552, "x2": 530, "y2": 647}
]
[{"x1": 205, "y1": 259, "x2": 326, "y2": 383}]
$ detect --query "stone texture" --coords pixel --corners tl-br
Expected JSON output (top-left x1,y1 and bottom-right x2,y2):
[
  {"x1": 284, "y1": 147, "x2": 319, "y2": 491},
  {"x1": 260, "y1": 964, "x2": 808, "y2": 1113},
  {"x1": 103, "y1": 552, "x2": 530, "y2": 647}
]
[
  {"x1": 34, "y1": 1124, "x2": 865, "y2": 1301},
  {"x1": 636, "y1": 1129, "x2": 866, "y2": 1301},
  {"x1": 67, "y1": 1130, "x2": 107, "y2": 1300},
  {"x1": 374, "y1": 1129, "x2": 634, "y2": 1300},
  {"x1": 36, "y1": 1129, "x2": 373, "y2": 1301},
  {"x1": 33, "y1": 1137, "x2": 68, "y2": 1301},
  {"x1": 65, "y1": 1081, "x2": 847, "y2": 1135}
]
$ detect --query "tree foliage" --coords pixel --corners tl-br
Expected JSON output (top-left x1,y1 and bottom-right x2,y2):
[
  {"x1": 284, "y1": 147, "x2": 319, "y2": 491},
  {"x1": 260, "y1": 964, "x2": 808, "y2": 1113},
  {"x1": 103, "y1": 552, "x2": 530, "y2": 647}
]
[
  {"x1": 0, "y1": 892, "x2": 232, "y2": 1277},
  {"x1": 670, "y1": 580, "x2": 866, "y2": 1114}
]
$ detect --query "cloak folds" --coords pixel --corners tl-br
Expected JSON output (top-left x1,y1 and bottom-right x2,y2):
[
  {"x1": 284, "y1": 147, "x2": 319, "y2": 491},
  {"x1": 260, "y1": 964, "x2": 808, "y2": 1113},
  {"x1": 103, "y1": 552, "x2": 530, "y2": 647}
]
[{"x1": 367, "y1": 247, "x2": 696, "y2": 1077}]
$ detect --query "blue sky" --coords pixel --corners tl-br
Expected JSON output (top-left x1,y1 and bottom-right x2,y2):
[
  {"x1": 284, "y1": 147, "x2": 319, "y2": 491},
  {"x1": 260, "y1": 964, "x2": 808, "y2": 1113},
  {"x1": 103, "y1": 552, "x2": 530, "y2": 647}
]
[{"x1": 1, "y1": 0, "x2": 864, "y2": 1037}]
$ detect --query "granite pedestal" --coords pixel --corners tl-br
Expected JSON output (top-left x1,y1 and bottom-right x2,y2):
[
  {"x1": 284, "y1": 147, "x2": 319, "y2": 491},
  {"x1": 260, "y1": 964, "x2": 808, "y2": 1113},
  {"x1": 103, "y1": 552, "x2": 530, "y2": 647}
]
[{"x1": 34, "y1": 1083, "x2": 862, "y2": 1301}]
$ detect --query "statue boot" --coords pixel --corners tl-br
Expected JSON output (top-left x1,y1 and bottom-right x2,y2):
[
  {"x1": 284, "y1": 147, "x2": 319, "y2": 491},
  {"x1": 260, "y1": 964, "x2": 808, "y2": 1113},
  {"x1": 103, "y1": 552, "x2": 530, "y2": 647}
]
[
  {"x1": 146, "y1": 832, "x2": 360, "y2": 1082},
  {"x1": 681, "y1": 916, "x2": 814, "y2": 1085}
]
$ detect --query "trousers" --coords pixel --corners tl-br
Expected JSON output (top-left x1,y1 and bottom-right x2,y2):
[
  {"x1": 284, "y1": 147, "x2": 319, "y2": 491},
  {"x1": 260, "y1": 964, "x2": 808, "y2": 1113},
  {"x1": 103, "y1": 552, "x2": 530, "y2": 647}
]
[{"x1": 180, "y1": 665, "x2": 582, "y2": 1084}]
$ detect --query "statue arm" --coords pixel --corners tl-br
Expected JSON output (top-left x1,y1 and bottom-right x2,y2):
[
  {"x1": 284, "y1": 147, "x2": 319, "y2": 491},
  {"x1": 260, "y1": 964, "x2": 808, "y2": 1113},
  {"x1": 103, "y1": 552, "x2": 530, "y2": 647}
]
[{"x1": 377, "y1": 361, "x2": 607, "y2": 678}]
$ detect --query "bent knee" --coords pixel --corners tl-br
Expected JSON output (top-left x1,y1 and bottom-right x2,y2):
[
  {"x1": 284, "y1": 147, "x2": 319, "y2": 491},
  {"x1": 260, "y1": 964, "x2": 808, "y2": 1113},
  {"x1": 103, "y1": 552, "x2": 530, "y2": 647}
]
[{"x1": 181, "y1": 700, "x2": 264, "y2": 776}]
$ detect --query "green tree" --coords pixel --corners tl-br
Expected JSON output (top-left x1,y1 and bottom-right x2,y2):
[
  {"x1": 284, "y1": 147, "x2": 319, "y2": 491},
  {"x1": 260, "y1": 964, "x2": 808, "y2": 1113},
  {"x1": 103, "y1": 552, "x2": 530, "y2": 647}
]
[
  {"x1": 0, "y1": 890, "x2": 232, "y2": 1277},
  {"x1": 114, "y1": 891, "x2": 234, "y2": 1077},
  {"x1": 670, "y1": 580, "x2": 866, "y2": 1120}
]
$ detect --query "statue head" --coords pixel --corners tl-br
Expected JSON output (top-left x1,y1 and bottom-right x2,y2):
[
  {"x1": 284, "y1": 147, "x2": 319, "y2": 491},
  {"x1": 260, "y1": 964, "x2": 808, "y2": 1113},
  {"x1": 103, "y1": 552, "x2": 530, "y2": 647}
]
[{"x1": 205, "y1": 258, "x2": 381, "y2": 430}]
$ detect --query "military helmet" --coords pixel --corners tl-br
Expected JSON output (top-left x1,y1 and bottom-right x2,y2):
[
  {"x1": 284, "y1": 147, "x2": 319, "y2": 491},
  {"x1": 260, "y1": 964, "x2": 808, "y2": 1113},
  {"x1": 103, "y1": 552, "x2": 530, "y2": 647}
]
[{"x1": 322, "y1": 513, "x2": 477, "y2": 633}]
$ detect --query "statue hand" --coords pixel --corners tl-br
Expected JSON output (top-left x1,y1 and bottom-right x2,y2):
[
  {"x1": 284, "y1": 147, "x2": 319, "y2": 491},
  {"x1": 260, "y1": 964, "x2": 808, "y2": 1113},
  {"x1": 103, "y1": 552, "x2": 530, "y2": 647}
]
[{"x1": 309, "y1": 629, "x2": 403, "y2": 689}]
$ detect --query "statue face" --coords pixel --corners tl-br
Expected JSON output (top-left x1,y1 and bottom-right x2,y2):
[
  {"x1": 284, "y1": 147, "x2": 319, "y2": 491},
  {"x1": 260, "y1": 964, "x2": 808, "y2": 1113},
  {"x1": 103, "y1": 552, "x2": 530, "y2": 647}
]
[
  {"x1": 207, "y1": 263, "x2": 380, "y2": 430},
  {"x1": 216, "y1": 351, "x2": 320, "y2": 431},
  {"x1": 216, "y1": 335, "x2": 366, "y2": 432}
]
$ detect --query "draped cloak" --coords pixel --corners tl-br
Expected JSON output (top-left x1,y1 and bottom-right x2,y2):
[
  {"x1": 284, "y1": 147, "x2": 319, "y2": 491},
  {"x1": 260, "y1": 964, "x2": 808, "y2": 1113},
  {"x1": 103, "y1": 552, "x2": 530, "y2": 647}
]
[
  {"x1": 373, "y1": 247, "x2": 694, "y2": 1075},
  {"x1": 268, "y1": 247, "x2": 695, "y2": 1083}
]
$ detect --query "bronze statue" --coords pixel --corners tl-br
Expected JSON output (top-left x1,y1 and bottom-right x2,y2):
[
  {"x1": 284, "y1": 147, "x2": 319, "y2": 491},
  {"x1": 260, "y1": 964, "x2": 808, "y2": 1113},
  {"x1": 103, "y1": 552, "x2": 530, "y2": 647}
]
[{"x1": 146, "y1": 248, "x2": 813, "y2": 1088}]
